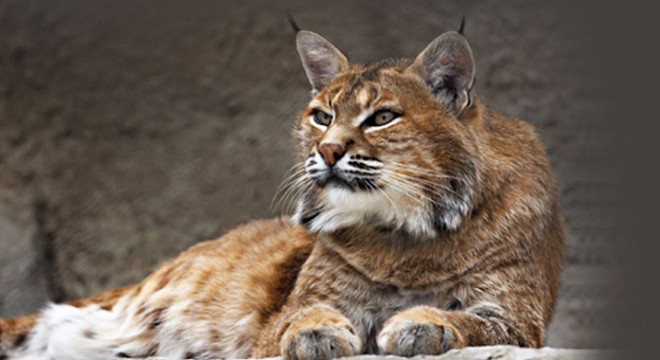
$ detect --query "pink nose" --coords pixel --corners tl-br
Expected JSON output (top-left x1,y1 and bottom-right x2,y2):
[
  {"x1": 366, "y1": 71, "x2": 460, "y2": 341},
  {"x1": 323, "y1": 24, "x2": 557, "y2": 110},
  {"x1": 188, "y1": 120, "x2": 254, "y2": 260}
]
[{"x1": 317, "y1": 142, "x2": 345, "y2": 166}]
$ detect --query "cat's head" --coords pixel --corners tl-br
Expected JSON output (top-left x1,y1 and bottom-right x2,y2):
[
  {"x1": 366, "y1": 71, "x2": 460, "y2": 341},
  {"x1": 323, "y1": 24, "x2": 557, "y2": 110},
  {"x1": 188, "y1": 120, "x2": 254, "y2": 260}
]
[{"x1": 290, "y1": 29, "x2": 481, "y2": 239}]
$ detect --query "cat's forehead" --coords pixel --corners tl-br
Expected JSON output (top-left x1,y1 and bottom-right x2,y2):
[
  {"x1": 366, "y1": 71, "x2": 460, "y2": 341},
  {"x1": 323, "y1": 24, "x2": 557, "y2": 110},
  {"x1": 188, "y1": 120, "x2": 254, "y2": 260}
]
[{"x1": 316, "y1": 59, "x2": 412, "y2": 110}]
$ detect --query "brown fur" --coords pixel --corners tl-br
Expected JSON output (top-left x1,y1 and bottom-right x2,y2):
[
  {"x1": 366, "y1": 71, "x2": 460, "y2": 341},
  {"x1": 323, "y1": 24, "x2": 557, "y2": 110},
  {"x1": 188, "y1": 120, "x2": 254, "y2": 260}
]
[{"x1": 0, "y1": 29, "x2": 564, "y2": 360}]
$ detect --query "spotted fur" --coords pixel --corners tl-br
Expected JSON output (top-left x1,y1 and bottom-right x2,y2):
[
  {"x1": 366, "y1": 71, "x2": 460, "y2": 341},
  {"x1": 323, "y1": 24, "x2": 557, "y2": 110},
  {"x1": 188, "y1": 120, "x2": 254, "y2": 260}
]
[{"x1": 0, "y1": 28, "x2": 564, "y2": 360}]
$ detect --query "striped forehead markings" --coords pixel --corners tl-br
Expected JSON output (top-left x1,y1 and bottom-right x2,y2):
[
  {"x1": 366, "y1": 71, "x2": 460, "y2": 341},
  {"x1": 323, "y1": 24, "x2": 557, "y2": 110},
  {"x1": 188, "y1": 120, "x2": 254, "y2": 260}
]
[
  {"x1": 331, "y1": 89, "x2": 344, "y2": 107},
  {"x1": 357, "y1": 88, "x2": 370, "y2": 107},
  {"x1": 325, "y1": 86, "x2": 376, "y2": 110},
  {"x1": 343, "y1": 66, "x2": 381, "y2": 99}
]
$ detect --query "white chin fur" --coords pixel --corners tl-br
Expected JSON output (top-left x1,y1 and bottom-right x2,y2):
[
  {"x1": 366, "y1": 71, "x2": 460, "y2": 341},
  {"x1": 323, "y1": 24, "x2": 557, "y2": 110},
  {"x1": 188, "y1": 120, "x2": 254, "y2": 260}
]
[{"x1": 305, "y1": 186, "x2": 439, "y2": 238}]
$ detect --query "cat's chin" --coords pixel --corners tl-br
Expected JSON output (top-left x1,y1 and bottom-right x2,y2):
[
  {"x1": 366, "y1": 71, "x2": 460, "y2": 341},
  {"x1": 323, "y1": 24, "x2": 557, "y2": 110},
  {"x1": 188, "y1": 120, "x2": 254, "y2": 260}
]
[
  {"x1": 295, "y1": 186, "x2": 440, "y2": 239},
  {"x1": 322, "y1": 177, "x2": 354, "y2": 191}
]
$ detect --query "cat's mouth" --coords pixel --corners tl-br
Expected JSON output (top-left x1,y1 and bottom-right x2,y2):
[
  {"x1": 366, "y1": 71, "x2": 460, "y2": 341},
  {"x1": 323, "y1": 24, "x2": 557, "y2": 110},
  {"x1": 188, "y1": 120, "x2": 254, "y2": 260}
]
[
  {"x1": 306, "y1": 152, "x2": 383, "y2": 192},
  {"x1": 315, "y1": 170, "x2": 378, "y2": 192}
]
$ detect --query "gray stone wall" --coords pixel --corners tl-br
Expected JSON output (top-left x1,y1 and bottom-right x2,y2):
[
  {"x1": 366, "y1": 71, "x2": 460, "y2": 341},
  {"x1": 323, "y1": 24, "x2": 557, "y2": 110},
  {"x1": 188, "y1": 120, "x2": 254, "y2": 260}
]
[{"x1": 0, "y1": 0, "x2": 620, "y2": 349}]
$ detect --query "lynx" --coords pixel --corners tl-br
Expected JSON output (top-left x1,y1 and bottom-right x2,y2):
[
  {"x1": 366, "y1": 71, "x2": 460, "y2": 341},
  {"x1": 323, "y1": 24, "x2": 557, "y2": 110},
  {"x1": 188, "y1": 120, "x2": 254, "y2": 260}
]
[{"x1": 0, "y1": 24, "x2": 565, "y2": 360}]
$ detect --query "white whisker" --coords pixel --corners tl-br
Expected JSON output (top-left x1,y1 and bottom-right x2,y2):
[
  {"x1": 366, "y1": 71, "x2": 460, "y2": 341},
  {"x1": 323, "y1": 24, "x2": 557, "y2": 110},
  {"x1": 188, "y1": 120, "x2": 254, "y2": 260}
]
[{"x1": 270, "y1": 163, "x2": 310, "y2": 214}]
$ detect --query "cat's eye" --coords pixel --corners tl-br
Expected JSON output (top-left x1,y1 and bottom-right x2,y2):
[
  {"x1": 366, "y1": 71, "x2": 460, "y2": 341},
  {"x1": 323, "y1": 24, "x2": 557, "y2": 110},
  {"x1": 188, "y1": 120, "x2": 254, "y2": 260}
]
[
  {"x1": 312, "y1": 109, "x2": 333, "y2": 127},
  {"x1": 364, "y1": 110, "x2": 400, "y2": 127}
]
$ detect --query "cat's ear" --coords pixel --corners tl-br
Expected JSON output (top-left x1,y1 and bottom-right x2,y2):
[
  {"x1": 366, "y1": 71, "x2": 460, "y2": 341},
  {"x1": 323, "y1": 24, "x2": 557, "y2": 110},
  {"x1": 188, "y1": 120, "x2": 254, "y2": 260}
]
[
  {"x1": 407, "y1": 32, "x2": 476, "y2": 117},
  {"x1": 296, "y1": 30, "x2": 349, "y2": 92}
]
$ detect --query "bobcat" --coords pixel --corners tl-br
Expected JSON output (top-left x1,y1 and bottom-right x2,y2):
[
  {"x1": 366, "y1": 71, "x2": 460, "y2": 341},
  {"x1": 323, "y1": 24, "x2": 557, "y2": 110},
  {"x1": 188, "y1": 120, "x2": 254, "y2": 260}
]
[{"x1": 0, "y1": 25, "x2": 565, "y2": 360}]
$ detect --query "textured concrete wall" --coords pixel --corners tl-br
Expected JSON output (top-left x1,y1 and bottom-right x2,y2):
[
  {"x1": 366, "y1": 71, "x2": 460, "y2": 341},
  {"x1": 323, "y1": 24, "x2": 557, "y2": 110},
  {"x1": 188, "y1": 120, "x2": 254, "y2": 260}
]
[{"x1": 0, "y1": 0, "x2": 620, "y2": 349}]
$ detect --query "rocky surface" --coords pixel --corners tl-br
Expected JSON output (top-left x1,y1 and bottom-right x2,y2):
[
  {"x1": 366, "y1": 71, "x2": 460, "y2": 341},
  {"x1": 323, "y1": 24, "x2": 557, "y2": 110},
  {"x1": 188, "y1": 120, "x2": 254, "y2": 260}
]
[
  {"x1": 0, "y1": 0, "x2": 621, "y2": 349},
  {"x1": 346, "y1": 346, "x2": 611, "y2": 359},
  {"x1": 116, "y1": 346, "x2": 614, "y2": 360}
]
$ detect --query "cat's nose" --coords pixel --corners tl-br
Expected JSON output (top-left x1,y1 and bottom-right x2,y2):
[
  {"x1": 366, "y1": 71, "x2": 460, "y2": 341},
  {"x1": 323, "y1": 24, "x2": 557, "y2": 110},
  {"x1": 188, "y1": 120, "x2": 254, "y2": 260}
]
[{"x1": 317, "y1": 142, "x2": 345, "y2": 166}]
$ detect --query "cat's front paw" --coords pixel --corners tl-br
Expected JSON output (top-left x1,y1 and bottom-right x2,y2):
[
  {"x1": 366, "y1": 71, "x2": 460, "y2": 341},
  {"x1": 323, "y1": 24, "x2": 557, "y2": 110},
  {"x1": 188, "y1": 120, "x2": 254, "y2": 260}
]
[
  {"x1": 282, "y1": 324, "x2": 360, "y2": 360},
  {"x1": 280, "y1": 305, "x2": 361, "y2": 360},
  {"x1": 377, "y1": 306, "x2": 465, "y2": 356}
]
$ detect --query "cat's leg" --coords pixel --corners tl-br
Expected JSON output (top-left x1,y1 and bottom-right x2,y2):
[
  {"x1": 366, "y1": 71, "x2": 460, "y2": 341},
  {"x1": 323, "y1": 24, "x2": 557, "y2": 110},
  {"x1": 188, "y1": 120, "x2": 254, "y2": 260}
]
[
  {"x1": 377, "y1": 303, "x2": 541, "y2": 356},
  {"x1": 256, "y1": 304, "x2": 361, "y2": 360}
]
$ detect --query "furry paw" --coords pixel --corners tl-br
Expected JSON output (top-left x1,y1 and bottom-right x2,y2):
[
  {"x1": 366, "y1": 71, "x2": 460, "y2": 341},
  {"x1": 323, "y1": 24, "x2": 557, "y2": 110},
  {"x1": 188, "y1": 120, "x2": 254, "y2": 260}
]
[
  {"x1": 282, "y1": 324, "x2": 360, "y2": 360},
  {"x1": 280, "y1": 305, "x2": 361, "y2": 360},
  {"x1": 377, "y1": 306, "x2": 464, "y2": 356}
]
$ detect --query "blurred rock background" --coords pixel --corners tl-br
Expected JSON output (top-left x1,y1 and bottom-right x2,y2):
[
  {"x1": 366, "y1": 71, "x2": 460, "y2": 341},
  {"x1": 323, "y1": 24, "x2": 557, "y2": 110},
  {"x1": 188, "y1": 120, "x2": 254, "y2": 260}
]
[{"x1": 0, "y1": 0, "x2": 620, "y2": 349}]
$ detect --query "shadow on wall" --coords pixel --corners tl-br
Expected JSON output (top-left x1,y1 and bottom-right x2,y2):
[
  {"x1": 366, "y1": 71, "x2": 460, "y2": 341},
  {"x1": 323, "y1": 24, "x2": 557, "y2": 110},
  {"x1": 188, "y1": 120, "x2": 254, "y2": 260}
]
[{"x1": 0, "y1": 0, "x2": 620, "y2": 349}]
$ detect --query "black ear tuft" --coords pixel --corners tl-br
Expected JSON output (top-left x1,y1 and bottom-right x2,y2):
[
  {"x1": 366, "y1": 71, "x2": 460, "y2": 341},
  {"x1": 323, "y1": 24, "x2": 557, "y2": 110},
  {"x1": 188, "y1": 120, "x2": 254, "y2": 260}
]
[
  {"x1": 458, "y1": 15, "x2": 466, "y2": 35},
  {"x1": 287, "y1": 13, "x2": 301, "y2": 33}
]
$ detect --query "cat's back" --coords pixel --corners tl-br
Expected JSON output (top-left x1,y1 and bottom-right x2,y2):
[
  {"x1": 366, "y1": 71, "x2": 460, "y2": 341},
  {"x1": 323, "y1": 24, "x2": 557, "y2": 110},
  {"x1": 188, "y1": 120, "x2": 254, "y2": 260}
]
[
  {"x1": 469, "y1": 107, "x2": 558, "y2": 205},
  {"x1": 481, "y1": 108, "x2": 552, "y2": 172},
  {"x1": 181, "y1": 217, "x2": 313, "y2": 262}
]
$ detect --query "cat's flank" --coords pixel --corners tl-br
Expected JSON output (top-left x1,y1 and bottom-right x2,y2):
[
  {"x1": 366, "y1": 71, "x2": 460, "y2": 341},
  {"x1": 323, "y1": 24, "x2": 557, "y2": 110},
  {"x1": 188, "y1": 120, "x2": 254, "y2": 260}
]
[{"x1": 0, "y1": 26, "x2": 564, "y2": 360}]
